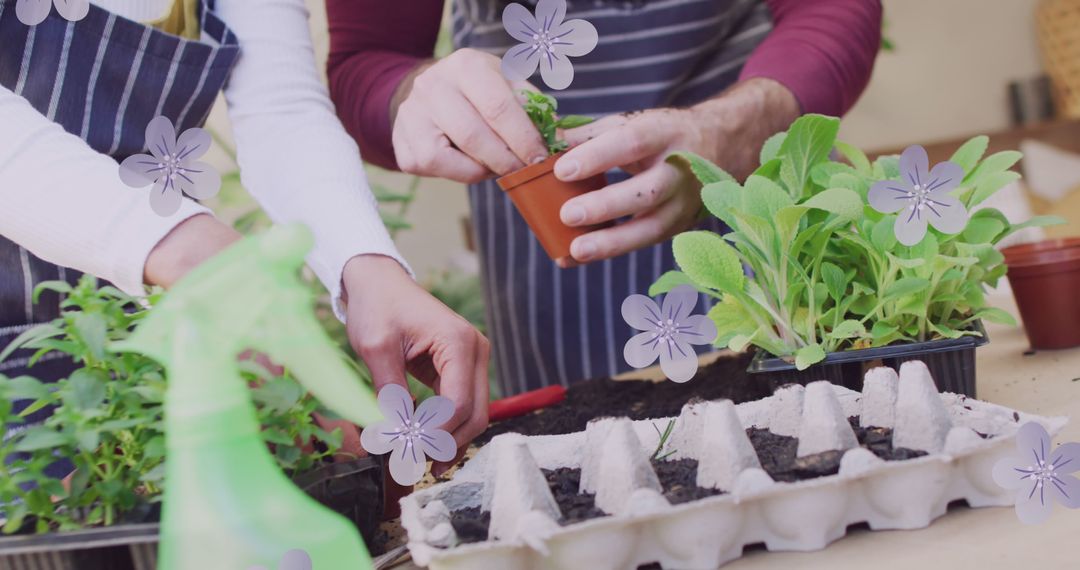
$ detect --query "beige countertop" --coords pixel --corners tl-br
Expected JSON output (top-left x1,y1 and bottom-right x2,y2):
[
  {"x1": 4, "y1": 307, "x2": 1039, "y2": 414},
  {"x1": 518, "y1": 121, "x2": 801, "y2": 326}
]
[{"x1": 390, "y1": 290, "x2": 1080, "y2": 570}]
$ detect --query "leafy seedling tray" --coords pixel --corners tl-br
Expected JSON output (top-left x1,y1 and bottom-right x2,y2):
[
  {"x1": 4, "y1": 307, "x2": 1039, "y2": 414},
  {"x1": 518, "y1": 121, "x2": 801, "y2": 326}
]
[
  {"x1": 0, "y1": 457, "x2": 383, "y2": 570},
  {"x1": 748, "y1": 320, "x2": 988, "y2": 397},
  {"x1": 402, "y1": 360, "x2": 1062, "y2": 570}
]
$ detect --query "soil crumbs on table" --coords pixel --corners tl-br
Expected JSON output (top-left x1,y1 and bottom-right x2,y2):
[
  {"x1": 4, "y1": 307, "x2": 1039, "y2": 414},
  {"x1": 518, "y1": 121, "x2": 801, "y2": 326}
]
[{"x1": 477, "y1": 353, "x2": 762, "y2": 444}]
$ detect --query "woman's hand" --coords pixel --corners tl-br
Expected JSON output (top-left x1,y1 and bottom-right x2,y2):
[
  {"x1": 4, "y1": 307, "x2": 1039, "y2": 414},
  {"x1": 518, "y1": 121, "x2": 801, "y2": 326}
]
[
  {"x1": 553, "y1": 78, "x2": 801, "y2": 266},
  {"x1": 391, "y1": 49, "x2": 549, "y2": 183},
  {"x1": 341, "y1": 254, "x2": 490, "y2": 475},
  {"x1": 143, "y1": 214, "x2": 242, "y2": 288}
]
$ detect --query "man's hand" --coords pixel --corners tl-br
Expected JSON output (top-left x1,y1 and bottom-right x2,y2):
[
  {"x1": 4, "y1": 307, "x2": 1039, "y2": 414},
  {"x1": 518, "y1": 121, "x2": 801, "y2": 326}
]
[
  {"x1": 342, "y1": 254, "x2": 490, "y2": 475},
  {"x1": 391, "y1": 49, "x2": 549, "y2": 183},
  {"x1": 553, "y1": 78, "x2": 801, "y2": 266}
]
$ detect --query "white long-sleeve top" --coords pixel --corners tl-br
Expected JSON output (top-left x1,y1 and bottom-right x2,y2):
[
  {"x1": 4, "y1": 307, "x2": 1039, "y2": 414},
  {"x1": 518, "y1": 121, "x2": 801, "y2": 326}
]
[{"x1": 0, "y1": 0, "x2": 408, "y2": 319}]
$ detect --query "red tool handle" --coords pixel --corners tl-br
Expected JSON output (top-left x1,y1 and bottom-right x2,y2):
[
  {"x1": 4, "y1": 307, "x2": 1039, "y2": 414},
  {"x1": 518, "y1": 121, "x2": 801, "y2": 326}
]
[{"x1": 488, "y1": 385, "x2": 567, "y2": 422}]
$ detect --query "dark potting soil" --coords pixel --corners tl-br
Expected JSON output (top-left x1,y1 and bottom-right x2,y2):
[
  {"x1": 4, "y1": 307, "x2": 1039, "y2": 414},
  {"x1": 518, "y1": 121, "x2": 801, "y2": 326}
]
[
  {"x1": 650, "y1": 458, "x2": 725, "y2": 505},
  {"x1": 476, "y1": 353, "x2": 763, "y2": 444}
]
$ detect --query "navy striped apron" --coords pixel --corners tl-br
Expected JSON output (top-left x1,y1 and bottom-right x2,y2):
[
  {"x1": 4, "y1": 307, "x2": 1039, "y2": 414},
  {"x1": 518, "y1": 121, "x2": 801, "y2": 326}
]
[
  {"x1": 0, "y1": 0, "x2": 239, "y2": 425},
  {"x1": 453, "y1": 0, "x2": 773, "y2": 396}
]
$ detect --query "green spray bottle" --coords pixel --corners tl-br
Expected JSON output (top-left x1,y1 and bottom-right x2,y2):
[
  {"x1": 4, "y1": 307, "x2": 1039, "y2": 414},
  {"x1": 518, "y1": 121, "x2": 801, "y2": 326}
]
[{"x1": 113, "y1": 224, "x2": 380, "y2": 570}]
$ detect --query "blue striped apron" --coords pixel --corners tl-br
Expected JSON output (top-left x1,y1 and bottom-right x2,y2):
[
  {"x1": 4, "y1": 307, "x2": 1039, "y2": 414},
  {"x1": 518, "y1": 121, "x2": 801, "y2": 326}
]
[
  {"x1": 453, "y1": 0, "x2": 773, "y2": 396},
  {"x1": 0, "y1": 0, "x2": 239, "y2": 430}
]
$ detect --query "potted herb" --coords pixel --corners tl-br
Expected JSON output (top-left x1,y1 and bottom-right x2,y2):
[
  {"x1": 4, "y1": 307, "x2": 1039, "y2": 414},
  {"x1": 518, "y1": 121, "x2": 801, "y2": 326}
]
[
  {"x1": 0, "y1": 277, "x2": 382, "y2": 569},
  {"x1": 496, "y1": 91, "x2": 605, "y2": 264},
  {"x1": 653, "y1": 114, "x2": 1062, "y2": 395}
]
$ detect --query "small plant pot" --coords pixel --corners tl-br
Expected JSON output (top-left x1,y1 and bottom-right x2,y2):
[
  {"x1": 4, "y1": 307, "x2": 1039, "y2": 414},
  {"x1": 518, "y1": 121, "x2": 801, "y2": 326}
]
[
  {"x1": 1003, "y1": 243, "x2": 1080, "y2": 350},
  {"x1": 747, "y1": 320, "x2": 989, "y2": 397},
  {"x1": 0, "y1": 457, "x2": 384, "y2": 570},
  {"x1": 1001, "y1": 237, "x2": 1080, "y2": 264},
  {"x1": 496, "y1": 152, "x2": 607, "y2": 263}
]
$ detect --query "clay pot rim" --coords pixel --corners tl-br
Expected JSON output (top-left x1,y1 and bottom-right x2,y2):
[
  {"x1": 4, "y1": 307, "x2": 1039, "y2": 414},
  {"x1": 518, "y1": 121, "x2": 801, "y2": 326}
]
[
  {"x1": 1007, "y1": 246, "x2": 1080, "y2": 276},
  {"x1": 496, "y1": 152, "x2": 562, "y2": 191},
  {"x1": 1002, "y1": 238, "x2": 1080, "y2": 263}
]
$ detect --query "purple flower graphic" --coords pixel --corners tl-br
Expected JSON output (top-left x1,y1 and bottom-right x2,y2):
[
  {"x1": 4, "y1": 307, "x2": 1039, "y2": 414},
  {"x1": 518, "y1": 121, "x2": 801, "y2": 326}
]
[
  {"x1": 868, "y1": 145, "x2": 969, "y2": 246},
  {"x1": 119, "y1": 116, "x2": 220, "y2": 217},
  {"x1": 622, "y1": 285, "x2": 717, "y2": 383},
  {"x1": 992, "y1": 421, "x2": 1080, "y2": 525},
  {"x1": 247, "y1": 548, "x2": 311, "y2": 570},
  {"x1": 360, "y1": 384, "x2": 457, "y2": 486},
  {"x1": 15, "y1": 0, "x2": 88, "y2": 25},
  {"x1": 500, "y1": 0, "x2": 598, "y2": 90}
]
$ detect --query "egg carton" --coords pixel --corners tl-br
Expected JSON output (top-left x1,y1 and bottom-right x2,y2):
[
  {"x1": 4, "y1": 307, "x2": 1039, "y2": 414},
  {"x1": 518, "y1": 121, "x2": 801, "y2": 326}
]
[{"x1": 401, "y1": 361, "x2": 1067, "y2": 570}]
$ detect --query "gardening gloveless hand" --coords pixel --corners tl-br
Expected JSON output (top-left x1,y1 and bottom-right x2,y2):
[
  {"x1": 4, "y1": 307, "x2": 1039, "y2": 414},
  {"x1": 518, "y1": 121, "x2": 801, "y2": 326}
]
[
  {"x1": 341, "y1": 254, "x2": 490, "y2": 475},
  {"x1": 390, "y1": 49, "x2": 549, "y2": 183},
  {"x1": 554, "y1": 78, "x2": 801, "y2": 266}
]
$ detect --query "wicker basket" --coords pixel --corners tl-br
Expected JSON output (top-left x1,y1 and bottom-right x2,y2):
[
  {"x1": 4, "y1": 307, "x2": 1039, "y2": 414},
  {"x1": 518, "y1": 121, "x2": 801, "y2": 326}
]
[{"x1": 1038, "y1": 0, "x2": 1080, "y2": 118}]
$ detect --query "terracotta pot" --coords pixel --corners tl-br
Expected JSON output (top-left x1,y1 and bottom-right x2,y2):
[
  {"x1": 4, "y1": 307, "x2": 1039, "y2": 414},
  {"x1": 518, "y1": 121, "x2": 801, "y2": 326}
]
[
  {"x1": 497, "y1": 152, "x2": 607, "y2": 263},
  {"x1": 1002, "y1": 237, "x2": 1080, "y2": 264},
  {"x1": 1005, "y1": 244, "x2": 1080, "y2": 350}
]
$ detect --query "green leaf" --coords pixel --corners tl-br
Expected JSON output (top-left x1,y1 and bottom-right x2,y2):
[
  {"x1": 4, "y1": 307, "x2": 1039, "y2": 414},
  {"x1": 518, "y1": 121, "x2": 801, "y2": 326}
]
[
  {"x1": 3, "y1": 375, "x2": 50, "y2": 401},
  {"x1": 835, "y1": 140, "x2": 871, "y2": 175},
  {"x1": 800, "y1": 187, "x2": 863, "y2": 222},
  {"x1": 871, "y1": 216, "x2": 898, "y2": 251},
  {"x1": 870, "y1": 320, "x2": 899, "y2": 338},
  {"x1": 873, "y1": 155, "x2": 901, "y2": 179},
  {"x1": 828, "y1": 319, "x2": 867, "y2": 340},
  {"x1": 794, "y1": 343, "x2": 826, "y2": 370},
  {"x1": 744, "y1": 175, "x2": 793, "y2": 219},
  {"x1": 648, "y1": 271, "x2": 697, "y2": 296},
  {"x1": 820, "y1": 262, "x2": 847, "y2": 302},
  {"x1": 962, "y1": 217, "x2": 1006, "y2": 244},
  {"x1": 968, "y1": 170, "x2": 1021, "y2": 208},
  {"x1": 884, "y1": 277, "x2": 930, "y2": 300},
  {"x1": 14, "y1": 427, "x2": 70, "y2": 452},
  {"x1": 554, "y1": 115, "x2": 593, "y2": 129},
  {"x1": 708, "y1": 297, "x2": 756, "y2": 347},
  {"x1": 810, "y1": 162, "x2": 856, "y2": 189},
  {"x1": 950, "y1": 135, "x2": 989, "y2": 175},
  {"x1": 700, "y1": 180, "x2": 741, "y2": 229},
  {"x1": 667, "y1": 151, "x2": 734, "y2": 185},
  {"x1": 760, "y1": 132, "x2": 787, "y2": 164},
  {"x1": 970, "y1": 150, "x2": 1022, "y2": 180},
  {"x1": 73, "y1": 312, "x2": 107, "y2": 361},
  {"x1": 778, "y1": 115, "x2": 841, "y2": 198},
  {"x1": 972, "y1": 307, "x2": 1017, "y2": 326},
  {"x1": 1001, "y1": 215, "x2": 1066, "y2": 238},
  {"x1": 0, "y1": 323, "x2": 64, "y2": 364},
  {"x1": 672, "y1": 231, "x2": 745, "y2": 294},
  {"x1": 62, "y1": 369, "x2": 107, "y2": 411}
]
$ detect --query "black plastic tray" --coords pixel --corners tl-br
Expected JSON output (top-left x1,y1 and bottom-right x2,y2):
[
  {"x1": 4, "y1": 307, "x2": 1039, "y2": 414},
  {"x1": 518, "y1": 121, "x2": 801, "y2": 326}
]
[
  {"x1": 0, "y1": 456, "x2": 383, "y2": 570},
  {"x1": 747, "y1": 320, "x2": 989, "y2": 397}
]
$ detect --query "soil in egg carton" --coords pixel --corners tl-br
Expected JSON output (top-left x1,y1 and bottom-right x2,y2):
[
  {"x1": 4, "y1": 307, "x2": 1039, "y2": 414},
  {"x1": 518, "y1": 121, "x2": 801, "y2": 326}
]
[{"x1": 448, "y1": 417, "x2": 934, "y2": 548}]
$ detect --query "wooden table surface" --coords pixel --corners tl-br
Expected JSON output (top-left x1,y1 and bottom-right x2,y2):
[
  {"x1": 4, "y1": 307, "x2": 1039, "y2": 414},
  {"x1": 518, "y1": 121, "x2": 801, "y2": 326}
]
[{"x1": 388, "y1": 288, "x2": 1080, "y2": 569}]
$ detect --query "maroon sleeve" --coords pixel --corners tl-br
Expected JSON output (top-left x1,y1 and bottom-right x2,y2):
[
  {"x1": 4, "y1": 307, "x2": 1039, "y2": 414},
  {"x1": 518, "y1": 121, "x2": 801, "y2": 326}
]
[
  {"x1": 326, "y1": 0, "x2": 444, "y2": 170},
  {"x1": 740, "y1": 0, "x2": 882, "y2": 117}
]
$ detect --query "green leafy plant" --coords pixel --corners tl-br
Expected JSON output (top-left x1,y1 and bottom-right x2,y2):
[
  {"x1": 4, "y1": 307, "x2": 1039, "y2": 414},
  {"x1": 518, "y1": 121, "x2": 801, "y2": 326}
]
[
  {"x1": 650, "y1": 419, "x2": 677, "y2": 461},
  {"x1": 655, "y1": 114, "x2": 1063, "y2": 370},
  {"x1": 0, "y1": 277, "x2": 345, "y2": 534},
  {"x1": 521, "y1": 91, "x2": 593, "y2": 155}
]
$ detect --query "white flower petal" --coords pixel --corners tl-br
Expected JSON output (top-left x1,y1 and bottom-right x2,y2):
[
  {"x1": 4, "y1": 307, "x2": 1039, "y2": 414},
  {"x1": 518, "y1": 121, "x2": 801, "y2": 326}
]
[
  {"x1": 377, "y1": 383, "x2": 415, "y2": 424},
  {"x1": 144, "y1": 116, "x2": 177, "y2": 161},
  {"x1": 899, "y1": 145, "x2": 931, "y2": 189},
  {"x1": 552, "y1": 18, "x2": 598, "y2": 58},
  {"x1": 16, "y1": 0, "x2": 52, "y2": 25},
  {"x1": 1015, "y1": 484, "x2": 1054, "y2": 525},
  {"x1": 925, "y1": 194, "x2": 968, "y2": 235},
  {"x1": 992, "y1": 454, "x2": 1029, "y2": 490},
  {"x1": 538, "y1": 50, "x2": 574, "y2": 90},
  {"x1": 1050, "y1": 442, "x2": 1080, "y2": 475},
  {"x1": 1016, "y1": 422, "x2": 1052, "y2": 460},
  {"x1": 1050, "y1": 473, "x2": 1080, "y2": 509},
  {"x1": 501, "y1": 43, "x2": 541, "y2": 82},
  {"x1": 502, "y1": 2, "x2": 540, "y2": 44},
  {"x1": 118, "y1": 153, "x2": 164, "y2": 188},
  {"x1": 661, "y1": 284, "x2": 699, "y2": 324},
  {"x1": 621, "y1": 294, "x2": 662, "y2": 332},
  {"x1": 175, "y1": 161, "x2": 220, "y2": 200},
  {"x1": 894, "y1": 204, "x2": 930, "y2": 246},
  {"x1": 174, "y1": 127, "x2": 212, "y2": 161},
  {"x1": 677, "y1": 314, "x2": 717, "y2": 346},
  {"x1": 389, "y1": 441, "x2": 427, "y2": 486},
  {"x1": 658, "y1": 339, "x2": 697, "y2": 383},
  {"x1": 53, "y1": 0, "x2": 88, "y2": 22},
  {"x1": 420, "y1": 428, "x2": 457, "y2": 463},
  {"x1": 414, "y1": 395, "x2": 455, "y2": 430},
  {"x1": 867, "y1": 179, "x2": 911, "y2": 214},
  {"x1": 359, "y1": 420, "x2": 399, "y2": 456},
  {"x1": 534, "y1": 0, "x2": 566, "y2": 33},
  {"x1": 624, "y1": 331, "x2": 662, "y2": 369},
  {"x1": 925, "y1": 160, "x2": 964, "y2": 195},
  {"x1": 149, "y1": 180, "x2": 182, "y2": 217}
]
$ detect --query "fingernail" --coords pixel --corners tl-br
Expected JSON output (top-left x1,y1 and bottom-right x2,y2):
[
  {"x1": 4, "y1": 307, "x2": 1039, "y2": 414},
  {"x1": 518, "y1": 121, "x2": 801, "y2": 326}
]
[
  {"x1": 573, "y1": 239, "x2": 596, "y2": 261},
  {"x1": 530, "y1": 155, "x2": 547, "y2": 165},
  {"x1": 561, "y1": 204, "x2": 586, "y2": 225},
  {"x1": 432, "y1": 464, "x2": 447, "y2": 478},
  {"x1": 555, "y1": 158, "x2": 580, "y2": 180}
]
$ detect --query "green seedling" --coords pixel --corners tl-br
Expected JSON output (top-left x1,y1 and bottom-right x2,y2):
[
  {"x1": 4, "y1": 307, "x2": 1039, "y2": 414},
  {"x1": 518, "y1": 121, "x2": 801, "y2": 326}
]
[
  {"x1": 651, "y1": 419, "x2": 678, "y2": 461},
  {"x1": 521, "y1": 90, "x2": 594, "y2": 155}
]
